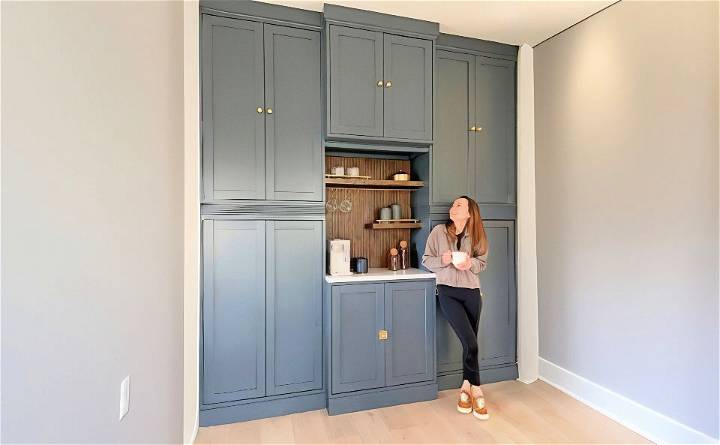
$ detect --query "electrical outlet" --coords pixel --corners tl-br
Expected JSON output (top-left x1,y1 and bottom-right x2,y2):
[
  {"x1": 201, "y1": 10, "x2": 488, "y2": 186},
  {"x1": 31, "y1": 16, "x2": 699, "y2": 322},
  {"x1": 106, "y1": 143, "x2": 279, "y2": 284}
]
[{"x1": 119, "y1": 375, "x2": 130, "y2": 421}]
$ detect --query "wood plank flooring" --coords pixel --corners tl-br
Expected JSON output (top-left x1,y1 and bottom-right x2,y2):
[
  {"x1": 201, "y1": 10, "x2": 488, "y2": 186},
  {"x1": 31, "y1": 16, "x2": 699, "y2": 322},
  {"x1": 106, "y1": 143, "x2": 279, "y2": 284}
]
[{"x1": 195, "y1": 380, "x2": 653, "y2": 444}]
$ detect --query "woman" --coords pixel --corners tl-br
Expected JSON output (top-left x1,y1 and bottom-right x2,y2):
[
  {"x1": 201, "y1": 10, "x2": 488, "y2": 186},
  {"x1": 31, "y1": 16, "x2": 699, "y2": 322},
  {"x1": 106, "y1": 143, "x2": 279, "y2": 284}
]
[{"x1": 422, "y1": 195, "x2": 490, "y2": 420}]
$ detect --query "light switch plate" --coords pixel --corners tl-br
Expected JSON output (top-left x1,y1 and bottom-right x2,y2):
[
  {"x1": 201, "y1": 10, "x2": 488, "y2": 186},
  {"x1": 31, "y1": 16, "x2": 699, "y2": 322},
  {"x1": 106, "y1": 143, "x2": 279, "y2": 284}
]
[{"x1": 119, "y1": 375, "x2": 130, "y2": 421}]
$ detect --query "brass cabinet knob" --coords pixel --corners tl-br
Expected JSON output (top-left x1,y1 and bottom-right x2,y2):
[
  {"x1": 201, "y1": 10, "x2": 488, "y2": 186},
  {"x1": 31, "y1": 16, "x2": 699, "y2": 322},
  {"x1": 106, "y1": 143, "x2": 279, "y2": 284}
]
[
  {"x1": 470, "y1": 126, "x2": 476, "y2": 131},
  {"x1": 266, "y1": 108, "x2": 273, "y2": 114},
  {"x1": 377, "y1": 80, "x2": 384, "y2": 87},
  {"x1": 385, "y1": 81, "x2": 392, "y2": 88},
  {"x1": 378, "y1": 329, "x2": 388, "y2": 341},
  {"x1": 256, "y1": 107, "x2": 263, "y2": 113},
  {"x1": 476, "y1": 126, "x2": 482, "y2": 132}
]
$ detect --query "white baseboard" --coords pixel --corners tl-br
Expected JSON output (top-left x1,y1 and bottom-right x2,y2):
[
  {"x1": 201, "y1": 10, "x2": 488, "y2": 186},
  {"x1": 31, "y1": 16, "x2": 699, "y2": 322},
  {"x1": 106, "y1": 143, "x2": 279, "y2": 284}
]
[{"x1": 539, "y1": 357, "x2": 718, "y2": 444}]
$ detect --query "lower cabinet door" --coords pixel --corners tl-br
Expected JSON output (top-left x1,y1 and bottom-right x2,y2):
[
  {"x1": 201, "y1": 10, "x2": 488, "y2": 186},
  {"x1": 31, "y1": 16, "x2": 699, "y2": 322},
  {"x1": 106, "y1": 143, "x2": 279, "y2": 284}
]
[
  {"x1": 436, "y1": 303, "x2": 464, "y2": 374},
  {"x1": 429, "y1": 218, "x2": 465, "y2": 374},
  {"x1": 384, "y1": 281, "x2": 435, "y2": 386},
  {"x1": 331, "y1": 283, "x2": 385, "y2": 394},
  {"x1": 478, "y1": 220, "x2": 517, "y2": 367},
  {"x1": 202, "y1": 220, "x2": 266, "y2": 404},
  {"x1": 433, "y1": 218, "x2": 518, "y2": 375},
  {"x1": 266, "y1": 220, "x2": 323, "y2": 395}
]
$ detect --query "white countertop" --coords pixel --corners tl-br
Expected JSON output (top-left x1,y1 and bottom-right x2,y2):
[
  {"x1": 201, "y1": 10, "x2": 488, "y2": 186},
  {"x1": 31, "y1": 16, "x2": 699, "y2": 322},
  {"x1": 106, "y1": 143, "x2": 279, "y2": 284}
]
[{"x1": 325, "y1": 267, "x2": 435, "y2": 283}]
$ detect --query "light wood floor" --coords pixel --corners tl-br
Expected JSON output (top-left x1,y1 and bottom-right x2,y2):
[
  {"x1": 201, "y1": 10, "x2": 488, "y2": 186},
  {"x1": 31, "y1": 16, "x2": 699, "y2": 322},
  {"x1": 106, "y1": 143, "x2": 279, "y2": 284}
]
[{"x1": 195, "y1": 379, "x2": 653, "y2": 444}]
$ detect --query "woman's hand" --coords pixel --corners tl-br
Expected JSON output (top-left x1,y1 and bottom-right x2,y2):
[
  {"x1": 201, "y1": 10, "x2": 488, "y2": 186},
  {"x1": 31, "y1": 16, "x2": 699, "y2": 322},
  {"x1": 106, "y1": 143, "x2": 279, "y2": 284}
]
[
  {"x1": 454, "y1": 256, "x2": 473, "y2": 271},
  {"x1": 441, "y1": 250, "x2": 452, "y2": 265}
]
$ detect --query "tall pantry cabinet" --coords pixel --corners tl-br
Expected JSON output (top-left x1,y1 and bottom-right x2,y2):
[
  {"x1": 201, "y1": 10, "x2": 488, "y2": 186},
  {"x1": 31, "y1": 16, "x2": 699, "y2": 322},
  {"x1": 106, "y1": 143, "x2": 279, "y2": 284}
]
[
  {"x1": 430, "y1": 35, "x2": 519, "y2": 390},
  {"x1": 199, "y1": 3, "x2": 326, "y2": 426}
]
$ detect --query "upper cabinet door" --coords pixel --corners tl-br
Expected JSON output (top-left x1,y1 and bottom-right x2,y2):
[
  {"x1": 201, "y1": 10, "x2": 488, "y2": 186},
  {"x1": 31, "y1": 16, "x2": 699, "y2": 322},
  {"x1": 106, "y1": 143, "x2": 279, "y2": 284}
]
[
  {"x1": 474, "y1": 56, "x2": 516, "y2": 205},
  {"x1": 266, "y1": 220, "x2": 323, "y2": 395},
  {"x1": 477, "y1": 220, "x2": 517, "y2": 368},
  {"x1": 433, "y1": 50, "x2": 475, "y2": 207},
  {"x1": 202, "y1": 16, "x2": 265, "y2": 201},
  {"x1": 202, "y1": 220, "x2": 266, "y2": 404},
  {"x1": 264, "y1": 25, "x2": 322, "y2": 201},
  {"x1": 328, "y1": 25, "x2": 384, "y2": 137},
  {"x1": 383, "y1": 34, "x2": 433, "y2": 141},
  {"x1": 384, "y1": 281, "x2": 435, "y2": 386}
]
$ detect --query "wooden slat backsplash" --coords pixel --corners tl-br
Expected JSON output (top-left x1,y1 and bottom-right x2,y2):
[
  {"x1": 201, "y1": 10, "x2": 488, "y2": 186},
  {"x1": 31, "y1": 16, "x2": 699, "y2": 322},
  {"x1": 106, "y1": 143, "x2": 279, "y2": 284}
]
[{"x1": 325, "y1": 156, "x2": 414, "y2": 268}]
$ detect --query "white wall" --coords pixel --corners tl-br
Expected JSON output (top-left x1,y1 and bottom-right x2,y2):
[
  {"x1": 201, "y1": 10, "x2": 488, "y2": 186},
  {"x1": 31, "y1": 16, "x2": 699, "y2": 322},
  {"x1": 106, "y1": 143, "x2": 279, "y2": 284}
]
[
  {"x1": 1, "y1": 2, "x2": 185, "y2": 442},
  {"x1": 534, "y1": 0, "x2": 718, "y2": 440},
  {"x1": 183, "y1": 1, "x2": 201, "y2": 443}
]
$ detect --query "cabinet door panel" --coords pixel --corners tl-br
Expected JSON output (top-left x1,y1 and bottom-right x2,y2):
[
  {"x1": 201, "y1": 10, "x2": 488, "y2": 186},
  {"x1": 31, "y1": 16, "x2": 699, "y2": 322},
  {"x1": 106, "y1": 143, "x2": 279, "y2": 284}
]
[
  {"x1": 331, "y1": 284, "x2": 385, "y2": 393},
  {"x1": 202, "y1": 220, "x2": 266, "y2": 404},
  {"x1": 478, "y1": 220, "x2": 517, "y2": 367},
  {"x1": 266, "y1": 221, "x2": 323, "y2": 395},
  {"x1": 383, "y1": 34, "x2": 432, "y2": 141},
  {"x1": 265, "y1": 25, "x2": 322, "y2": 201},
  {"x1": 385, "y1": 281, "x2": 435, "y2": 386},
  {"x1": 202, "y1": 16, "x2": 265, "y2": 201},
  {"x1": 474, "y1": 56, "x2": 516, "y2": 204},
  {"x1": 329, "y1": 25, "x2": 383, "y2": 137},
  {"x1": 433, "y1": 50, "x2": 475, "y2": 206}
]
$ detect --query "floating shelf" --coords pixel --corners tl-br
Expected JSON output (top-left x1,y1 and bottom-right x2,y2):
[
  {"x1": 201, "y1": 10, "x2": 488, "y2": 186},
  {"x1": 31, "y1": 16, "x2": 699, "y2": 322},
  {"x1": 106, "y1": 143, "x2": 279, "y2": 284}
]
[
  {"x1": 325, "y1": 178, "x2": 424, "y2": 189},
  {"x1": 366, "y1": 222, "x2": 423, "y2": 230}
]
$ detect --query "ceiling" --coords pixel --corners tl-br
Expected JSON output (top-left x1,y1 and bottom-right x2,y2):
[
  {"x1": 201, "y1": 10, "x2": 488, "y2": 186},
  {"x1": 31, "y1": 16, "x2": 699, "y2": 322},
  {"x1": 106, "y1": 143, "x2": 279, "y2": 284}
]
[{"x1": 260, "y1": 0, "x2": 616, "y2": 46}]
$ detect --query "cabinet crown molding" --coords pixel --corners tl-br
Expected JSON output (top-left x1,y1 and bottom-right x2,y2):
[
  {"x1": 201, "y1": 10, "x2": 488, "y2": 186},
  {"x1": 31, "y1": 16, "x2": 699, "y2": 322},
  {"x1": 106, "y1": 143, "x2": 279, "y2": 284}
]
[{"x1": 323, "y1": 4, "x2": 439, "y2": 39}]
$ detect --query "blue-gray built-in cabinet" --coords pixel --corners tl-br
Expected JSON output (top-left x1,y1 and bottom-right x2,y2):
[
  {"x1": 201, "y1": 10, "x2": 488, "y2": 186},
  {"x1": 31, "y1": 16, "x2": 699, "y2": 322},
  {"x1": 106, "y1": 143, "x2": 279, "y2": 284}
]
[
  {"x1": 200, "y1": 218, "x2": 326, "y2": 425},
  {"x1": 429, "y1": 217, "x2": 518, "y2": 390},
  {"x1": 199, "y1": 0, "x2": 519, "y2": 426},
  {"x1": 324, "y1": 4, "x2": 437, "y2": 145},
  {"x1": 432, "y1": 35, "x2": 517, "y2": 219},
  {"x1": 325, "y1": 277, "x2": 437, "y2": 414},
  {"x1": 201, "y1": 8, "x2": 322, "y2": 202}
]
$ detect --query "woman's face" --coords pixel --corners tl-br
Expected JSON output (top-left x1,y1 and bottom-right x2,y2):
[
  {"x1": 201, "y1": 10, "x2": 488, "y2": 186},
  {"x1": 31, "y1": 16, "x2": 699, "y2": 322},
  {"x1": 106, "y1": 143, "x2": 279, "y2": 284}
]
[{"x1": 449, "y1": 197, "x2": 470, "y2": 223}]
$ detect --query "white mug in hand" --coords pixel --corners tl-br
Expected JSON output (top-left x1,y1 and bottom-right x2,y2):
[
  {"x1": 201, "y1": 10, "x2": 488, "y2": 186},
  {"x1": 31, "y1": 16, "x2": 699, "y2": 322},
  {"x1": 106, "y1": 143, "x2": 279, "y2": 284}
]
[{"x1": 451, "y1": 251, "x2": 468, "y2": 266}]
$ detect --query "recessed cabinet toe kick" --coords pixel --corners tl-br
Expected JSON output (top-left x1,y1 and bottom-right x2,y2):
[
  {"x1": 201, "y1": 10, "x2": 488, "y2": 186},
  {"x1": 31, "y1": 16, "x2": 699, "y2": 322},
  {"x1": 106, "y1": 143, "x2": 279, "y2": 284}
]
[{"x1": 324, "y1": 275, "x2": 437, "y2": 415}]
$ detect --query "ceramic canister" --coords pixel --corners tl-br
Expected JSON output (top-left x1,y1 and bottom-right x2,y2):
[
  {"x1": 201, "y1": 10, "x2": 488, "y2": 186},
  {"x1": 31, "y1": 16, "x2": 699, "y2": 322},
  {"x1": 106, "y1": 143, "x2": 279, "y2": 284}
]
[
  {"x1": 380, "y1": 207, "x2": 392, "y2": 220},
  {"x1": 391, "y1": 204, "x2": 401, "y2": 220}
]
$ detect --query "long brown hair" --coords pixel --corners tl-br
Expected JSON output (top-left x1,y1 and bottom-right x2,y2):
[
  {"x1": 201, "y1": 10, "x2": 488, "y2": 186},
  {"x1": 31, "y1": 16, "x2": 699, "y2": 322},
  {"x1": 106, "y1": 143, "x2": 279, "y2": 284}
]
[{"x1": 445, "y1": 195, "x2": 488, "y2": 257}]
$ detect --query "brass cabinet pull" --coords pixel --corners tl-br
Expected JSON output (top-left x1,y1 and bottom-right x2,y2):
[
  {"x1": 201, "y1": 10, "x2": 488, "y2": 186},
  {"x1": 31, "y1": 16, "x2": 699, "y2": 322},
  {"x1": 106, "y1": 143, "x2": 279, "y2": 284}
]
[
  {"x1": 470, "y1": 126, "x2": 476, "y2": 131},
  {"x1": 378, "y1": 329, "x2": 388, "y2": 340},
  {"x1": 256, "y1": 107, "x2": 264, "y2": 113},
  {"x1": 385, "y1": 81, "x2": 392, "y2": 88},
  {"x1": 476, "y1": 126, "x2": 482, "y2": 132},
  {"x1": 266, "y1": 108, "x2": 273, "y2": 114},
  {"x1": 377, "y1": 80, "x2": 384, "y2": 87}
]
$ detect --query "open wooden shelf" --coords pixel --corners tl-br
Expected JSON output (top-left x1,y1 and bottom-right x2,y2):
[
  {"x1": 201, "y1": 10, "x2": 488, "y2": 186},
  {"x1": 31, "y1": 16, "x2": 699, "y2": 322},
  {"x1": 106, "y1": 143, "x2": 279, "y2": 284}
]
[
  {"x1": 325, "y1": 177, "x2": 424, "y2": 189},
  {"x1": 365, "y1": 222, "x2": 423, "y2": 230}
]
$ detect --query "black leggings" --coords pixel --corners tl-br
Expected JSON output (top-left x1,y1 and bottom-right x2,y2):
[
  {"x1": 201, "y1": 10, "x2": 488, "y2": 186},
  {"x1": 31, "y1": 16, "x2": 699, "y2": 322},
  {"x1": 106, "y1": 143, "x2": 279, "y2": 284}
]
[{"x1": 437, "y1": 284, "x2": 482, "y2": 386}]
